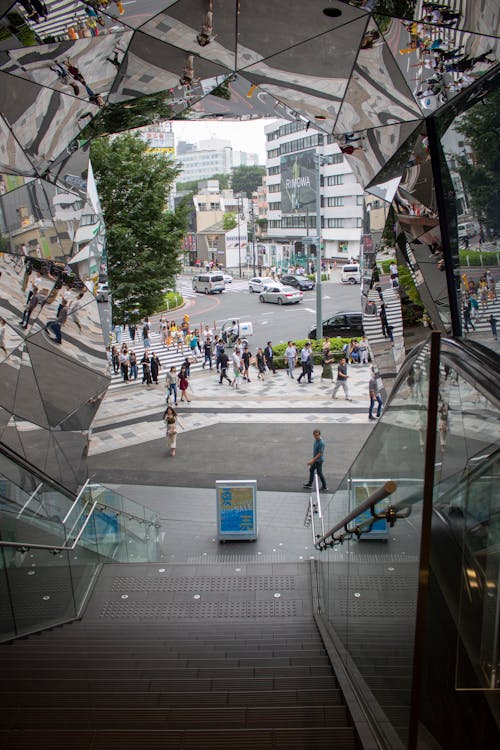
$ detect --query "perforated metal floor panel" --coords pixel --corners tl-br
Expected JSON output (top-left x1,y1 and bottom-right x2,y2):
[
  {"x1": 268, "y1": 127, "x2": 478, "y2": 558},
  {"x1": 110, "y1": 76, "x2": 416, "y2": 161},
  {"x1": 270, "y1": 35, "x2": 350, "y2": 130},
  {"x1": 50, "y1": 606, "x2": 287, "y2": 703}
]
[
  {"x1": 110, "y1": 575, "x2": 296, "y2": 593},
  {"x1": 98, "y1": 600, "x2": 300, "y2": 620}
]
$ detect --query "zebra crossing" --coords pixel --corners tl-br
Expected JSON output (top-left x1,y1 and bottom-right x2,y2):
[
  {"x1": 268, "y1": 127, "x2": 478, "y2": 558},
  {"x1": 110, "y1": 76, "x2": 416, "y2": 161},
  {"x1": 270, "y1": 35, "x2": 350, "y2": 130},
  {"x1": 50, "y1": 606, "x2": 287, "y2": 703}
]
[
  {"x1": 175, "y1": 277, "x2": 250, "y2": 300},
  {"x1": 462, "y1": 282, "x2": 500, "y2": 335},
  {"x1": 362, "y1": 286, "x2": 403, "y2": 347},
  {"x1": 109, "y1": 329, "x2": 204, "y2": 391}
]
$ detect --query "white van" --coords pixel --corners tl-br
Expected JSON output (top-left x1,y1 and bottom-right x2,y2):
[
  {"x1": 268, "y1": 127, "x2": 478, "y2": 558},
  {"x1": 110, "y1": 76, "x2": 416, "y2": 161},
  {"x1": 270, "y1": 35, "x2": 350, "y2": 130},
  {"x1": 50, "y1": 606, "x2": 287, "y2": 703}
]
[
  {"x1": 340, "y1": 264, "x2": 361, "y2": 285},
  {"x1": 192, "y1": 273, "x2": 225, "y2": 294},
  {"x1": 457, "y1": 222, "x2": 477, "y2": 239}
]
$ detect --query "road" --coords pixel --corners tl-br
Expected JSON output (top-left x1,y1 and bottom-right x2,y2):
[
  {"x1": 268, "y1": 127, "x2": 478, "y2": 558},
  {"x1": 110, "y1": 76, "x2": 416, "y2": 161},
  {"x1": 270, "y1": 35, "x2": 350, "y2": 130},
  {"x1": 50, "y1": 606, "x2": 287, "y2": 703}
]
[{"x1": 177, "y1": 271, "x2": 360, "y2": 347}]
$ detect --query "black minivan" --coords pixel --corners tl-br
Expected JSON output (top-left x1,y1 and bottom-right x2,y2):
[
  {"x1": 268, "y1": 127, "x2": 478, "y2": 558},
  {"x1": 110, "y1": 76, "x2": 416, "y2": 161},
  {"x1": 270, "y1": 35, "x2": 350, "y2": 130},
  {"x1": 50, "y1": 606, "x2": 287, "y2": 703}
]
[{"x1": 308, "y1": 311, "x2": 363, "y2": 340}]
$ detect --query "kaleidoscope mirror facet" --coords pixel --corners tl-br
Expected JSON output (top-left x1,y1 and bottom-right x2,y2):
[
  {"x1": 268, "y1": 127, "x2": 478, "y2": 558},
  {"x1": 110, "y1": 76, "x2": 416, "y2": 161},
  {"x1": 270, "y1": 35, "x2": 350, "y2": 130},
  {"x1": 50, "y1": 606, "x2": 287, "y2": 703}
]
[{"x1": 0, "y1": 0, "x2": 499, "y2": 487}]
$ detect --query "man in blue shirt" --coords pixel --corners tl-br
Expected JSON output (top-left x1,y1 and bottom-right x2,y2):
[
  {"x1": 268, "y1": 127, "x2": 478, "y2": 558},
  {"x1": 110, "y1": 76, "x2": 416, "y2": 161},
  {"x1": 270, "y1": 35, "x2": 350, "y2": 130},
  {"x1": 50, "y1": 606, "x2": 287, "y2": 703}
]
[{"x1": 303, "y1": 429, "x2": 328, "y2": 491}]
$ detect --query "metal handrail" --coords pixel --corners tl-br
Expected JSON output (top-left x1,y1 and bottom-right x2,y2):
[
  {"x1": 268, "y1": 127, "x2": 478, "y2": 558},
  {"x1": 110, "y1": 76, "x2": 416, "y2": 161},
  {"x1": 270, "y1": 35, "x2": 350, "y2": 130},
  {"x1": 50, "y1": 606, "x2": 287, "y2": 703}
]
[
  {"x1": 0, "y1": 501, "x2": 97, "y2": 552},
  {"x1": 309, "y1": 473, "x2": 325, "y2": 544},
  {"x1": 315, "y1": 481, "x2": 399, "y2": 550},
  {"x1": 16, "y1": 482, "x2": 43, "y2": 519},
  {"x1": 62, "y1": 478, "x2": 90, "y2": 524}
]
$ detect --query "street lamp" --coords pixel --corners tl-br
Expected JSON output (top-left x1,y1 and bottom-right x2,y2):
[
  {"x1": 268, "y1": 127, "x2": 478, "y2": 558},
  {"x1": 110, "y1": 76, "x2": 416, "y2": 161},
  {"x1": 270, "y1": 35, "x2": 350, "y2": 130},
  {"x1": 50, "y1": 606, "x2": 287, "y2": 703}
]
[
  {"x1": 236, "y1": 193, "x2": 243, "y2": 278},
  {"x1": 315, "y1": 153, "x2": 325, "y2": 340}
]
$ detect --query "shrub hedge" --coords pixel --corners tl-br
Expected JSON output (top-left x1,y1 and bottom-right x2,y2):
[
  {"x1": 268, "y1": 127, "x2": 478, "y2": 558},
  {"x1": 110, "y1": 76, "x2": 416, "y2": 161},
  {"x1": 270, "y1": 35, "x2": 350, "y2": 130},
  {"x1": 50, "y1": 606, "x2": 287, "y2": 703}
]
[
  {"x1": 272, "y1": 338, "x2": 352, "y2": 368},
  {"x1": 162, "y1": 291, "x2": 183, "y2": 310}
]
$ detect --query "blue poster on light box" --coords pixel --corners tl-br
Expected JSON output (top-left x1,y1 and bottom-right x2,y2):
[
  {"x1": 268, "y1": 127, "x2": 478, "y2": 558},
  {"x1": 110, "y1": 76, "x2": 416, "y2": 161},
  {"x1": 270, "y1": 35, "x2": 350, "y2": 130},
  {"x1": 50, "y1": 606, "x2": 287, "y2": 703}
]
[{"x1": 216, "y1": 480, "x2": 258, "y2": 541}]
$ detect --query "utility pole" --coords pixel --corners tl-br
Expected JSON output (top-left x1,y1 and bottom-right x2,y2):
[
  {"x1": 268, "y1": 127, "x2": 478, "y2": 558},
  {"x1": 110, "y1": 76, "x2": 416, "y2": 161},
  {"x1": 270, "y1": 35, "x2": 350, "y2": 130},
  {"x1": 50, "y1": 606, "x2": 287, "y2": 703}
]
[
  {"x1": 237, "y1": 193, "x2": 242, "y2": 278},
  {"x1": 315, "y1": 153, "x2": 323, "y2": 340},
  {"x1": 250, "y1": 197, "x2": 256, "y2": 276}
]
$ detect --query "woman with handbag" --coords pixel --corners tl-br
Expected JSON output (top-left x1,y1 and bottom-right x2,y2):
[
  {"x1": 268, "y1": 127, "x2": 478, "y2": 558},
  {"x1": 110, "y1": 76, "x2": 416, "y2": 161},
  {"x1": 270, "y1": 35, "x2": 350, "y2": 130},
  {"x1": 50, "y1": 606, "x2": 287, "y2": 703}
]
[{"x1": 163, "y1": 406, "x2": 182, "y2": 457}]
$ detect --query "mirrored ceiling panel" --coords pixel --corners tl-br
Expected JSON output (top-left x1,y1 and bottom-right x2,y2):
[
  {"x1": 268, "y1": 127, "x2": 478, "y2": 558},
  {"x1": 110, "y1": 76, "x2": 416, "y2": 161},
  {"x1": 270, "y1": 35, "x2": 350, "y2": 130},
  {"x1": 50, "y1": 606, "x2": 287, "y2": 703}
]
[
  {"x1": 0, "y1": 252, "x2": 56, "y2": 341},
  {"x1": 58, "y1": 387, "x2": 106, "y2": 431},
  {"x1": 364, "y1": 122, "x2": 422, "y2": 193},
  {"x1": 380, "y1": 16, "x2": 499, "y2": 116},
  {"x1": 237, "y1": 0, "x2": 365, "y2": 67},
  {"x1": 140, "y1": 0, "x2": 237, "y2": 69},
  {"x1": 0, "y1": 72, "x2": 100, "y2": 173},
  {"x1": 11, "y1": 347, "x2": 51, "y2": 428},
  {"x1": 0, "y1": 173, "x2": 35, "y2": 195},
  {"x1": 109, "y1": 31, "x2": 229, "y2": 104},
  {"x1": 0, "y1": 179, "x2": 66, "y2": 260},
  {"x1": 335, "y1": 20, "x2": 422, "y2": 134},
  {"x1": 336, "y1": 121, "x2": 421, "y2": 191},
  {"x1": 43, "y1": 140, "x2": 91, "y2": 199},
  {"x1": 9, "y1": 0, "x2": 132, "y2": 43},
  {"x1": 0, "y1": 33, "x2": 134, "y2": 101},
  {"x1": 242, "y1": 16, "x2": 367, "y2": 111},
  {"x1": 0, "y1": 115, "x2": 36, "y2": 176},
  {"x1": 25, "y1": 334, "x2": 109, "y2": 427},
  {"x1": 189, "y1": 73, "x2": 281, "y2": 120}
]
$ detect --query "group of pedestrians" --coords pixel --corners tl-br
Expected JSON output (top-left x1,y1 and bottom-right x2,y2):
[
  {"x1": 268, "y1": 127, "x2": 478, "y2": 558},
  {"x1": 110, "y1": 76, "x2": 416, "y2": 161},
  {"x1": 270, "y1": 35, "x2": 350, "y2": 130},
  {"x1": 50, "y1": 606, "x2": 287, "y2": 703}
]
[{"x1": 461, "y1": 271, "x2": 497, "y2": 337}]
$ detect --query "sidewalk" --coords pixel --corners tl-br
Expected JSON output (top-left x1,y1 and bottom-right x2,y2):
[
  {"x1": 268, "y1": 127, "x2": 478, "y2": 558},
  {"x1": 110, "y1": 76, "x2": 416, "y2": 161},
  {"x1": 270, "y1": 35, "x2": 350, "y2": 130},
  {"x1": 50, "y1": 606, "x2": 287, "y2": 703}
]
[{"x1": 89, "y1": 361, "x2": 376, "y2": 457}]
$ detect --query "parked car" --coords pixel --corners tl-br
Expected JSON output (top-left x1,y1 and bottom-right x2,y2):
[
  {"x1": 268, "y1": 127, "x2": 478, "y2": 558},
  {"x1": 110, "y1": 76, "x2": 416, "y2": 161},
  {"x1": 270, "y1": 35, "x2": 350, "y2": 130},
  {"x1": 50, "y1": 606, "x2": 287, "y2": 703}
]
[
  {"x1": 248, "y1": 277, "x2": 273, "y2": 293},
  {"x1": 308, "y1": 311, "x2": 363, "y2": 340},
  {"x1": 340, "y1": 264, "x2": 361, "y2": 285},
  {"x1": 280, "y1": 274, "x2": 315, "y2": 291},
  {"x1": 192, "y1": 273, "x2": 225, "y2": 294},
  {"x1": 96, "y1": 282, "x2": 109, "y2": 302},
  {"x1": 259, "y1": 284, "x2": 303, "y2": 305}
]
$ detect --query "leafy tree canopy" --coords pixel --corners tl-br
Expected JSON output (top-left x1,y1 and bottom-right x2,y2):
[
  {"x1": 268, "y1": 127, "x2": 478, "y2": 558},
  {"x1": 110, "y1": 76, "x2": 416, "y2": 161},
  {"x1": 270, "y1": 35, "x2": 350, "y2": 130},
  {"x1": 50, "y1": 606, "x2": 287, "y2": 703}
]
[
  {"x1": 175, "y1": 172, "x2": 230, "y2": 193},
  {"x1": 91, "y1": 133, "x2": 188, "y2": 322},
  {"x1": 231, "y1": 165, "x2": 266, "y2": 196},
  {"x1": 456, "y1": 89, "x2": 500, "y2": 235},
  {"x1": 223, "y1": 212, "x2": 237, "y2": 230}
]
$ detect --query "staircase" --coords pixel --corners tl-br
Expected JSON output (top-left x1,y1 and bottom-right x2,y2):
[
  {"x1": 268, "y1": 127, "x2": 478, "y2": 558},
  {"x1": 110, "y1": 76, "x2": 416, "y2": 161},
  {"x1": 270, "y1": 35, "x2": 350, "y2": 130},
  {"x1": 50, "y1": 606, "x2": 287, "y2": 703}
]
[{"x1": 0, "y1": 562, "x2": 360, "y2": 749}]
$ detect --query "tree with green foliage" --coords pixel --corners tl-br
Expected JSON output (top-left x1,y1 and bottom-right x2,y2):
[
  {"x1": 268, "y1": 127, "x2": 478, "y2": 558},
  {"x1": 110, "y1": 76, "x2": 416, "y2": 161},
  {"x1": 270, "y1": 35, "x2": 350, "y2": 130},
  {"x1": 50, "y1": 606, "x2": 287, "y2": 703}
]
[
  {"x1": 90, "y1": 133, "x2": 188, "y2": 322},
  {"x1": 456, "y1": 89, "x2": 500, "y2": 236},
  {"x1": 231, "y1": 165, "x2": 266, "y2": 196},
  {"x1": 223, "y1": 212, "x2": 237, "y2": 230}
]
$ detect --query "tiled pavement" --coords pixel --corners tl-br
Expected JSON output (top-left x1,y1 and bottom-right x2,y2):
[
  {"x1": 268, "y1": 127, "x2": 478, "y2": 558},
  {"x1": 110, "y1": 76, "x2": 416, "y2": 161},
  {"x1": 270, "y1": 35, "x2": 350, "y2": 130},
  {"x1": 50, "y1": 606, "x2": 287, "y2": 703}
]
[{"x1": 89, "y1": 361, "x2": 376, "y2": 456}]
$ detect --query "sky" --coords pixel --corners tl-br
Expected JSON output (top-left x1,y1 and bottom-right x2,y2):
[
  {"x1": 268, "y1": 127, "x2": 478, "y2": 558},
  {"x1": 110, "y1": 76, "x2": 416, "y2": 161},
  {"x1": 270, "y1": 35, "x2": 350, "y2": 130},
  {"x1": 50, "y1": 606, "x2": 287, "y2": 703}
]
[{"x1": 171, "y1": 119, "x2": 276, "y2": 164}]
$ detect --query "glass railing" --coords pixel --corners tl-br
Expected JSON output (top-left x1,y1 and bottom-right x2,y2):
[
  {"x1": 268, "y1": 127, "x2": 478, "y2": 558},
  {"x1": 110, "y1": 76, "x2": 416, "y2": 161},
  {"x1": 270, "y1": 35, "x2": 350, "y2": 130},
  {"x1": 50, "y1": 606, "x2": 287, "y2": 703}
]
[
  {"x1": 315, "y1": 335, "x2": 500, "y2": 749},
  {"x1": 0, "y1": 448, "x2": 162, "y2": 642}
]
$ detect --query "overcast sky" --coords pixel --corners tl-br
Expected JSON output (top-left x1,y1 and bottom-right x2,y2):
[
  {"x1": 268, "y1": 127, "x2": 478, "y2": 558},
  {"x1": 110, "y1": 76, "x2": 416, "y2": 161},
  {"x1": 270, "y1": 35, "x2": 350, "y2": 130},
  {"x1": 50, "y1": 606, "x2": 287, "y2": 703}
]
[{"x1": 171, "y1": 119, "x2": 276, "y2": 164}]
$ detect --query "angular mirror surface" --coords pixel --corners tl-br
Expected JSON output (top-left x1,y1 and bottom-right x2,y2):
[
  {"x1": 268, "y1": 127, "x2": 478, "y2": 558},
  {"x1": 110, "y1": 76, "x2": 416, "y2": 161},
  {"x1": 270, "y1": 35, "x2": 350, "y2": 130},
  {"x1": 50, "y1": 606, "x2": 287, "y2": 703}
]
[
  {"x1": 0, "y1": 115, "x2": 36, "y2": 176},
  {"x1": 25, "y1": 334, "x2": 109, "y2": 427},
  {"x1": 140, "y1": 0, "x2": 237, "y2": 69}
]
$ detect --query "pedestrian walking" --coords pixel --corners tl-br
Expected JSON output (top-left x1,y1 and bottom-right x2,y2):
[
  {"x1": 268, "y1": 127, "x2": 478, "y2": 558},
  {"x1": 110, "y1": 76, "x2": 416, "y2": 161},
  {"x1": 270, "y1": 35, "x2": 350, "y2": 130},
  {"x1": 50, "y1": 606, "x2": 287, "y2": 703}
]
[
  {"x1": 162, "y1": 406, "x2": 182, "y2": 457},
  {"x1": 178, "y1": 366, "x2": 191, "y2": 402},
  {"x1": 231, "y1": 347, "x2": 242, "y2": 389},
  {"x1": 321, "y1": 346, "x2": 335, "y2": 382},
  {"x1": 303, "y1": 429, "x2": 328, "y2": 492},
  {"x1": 264, "y1": 341, "x2": 276, "y2": 374},
  {"x1": 202, "y1": 337, "x2": 213, "y2": 369},
  {"x1": 414, "y1": 363, "x2": 424, "y2": 400},
  {"x1": 150, "y1": 352, "x2": 161, "y2": 384},
  {"x1": 379, "y1": 303, "x2": 390, "y2": 338},
  {"x1": 119, "y1": 348, "x2": 129, "y2": 381},
  {"x1": 285, "y1": 341, "x2": 297, "y2": 378},
  {"x1": 165, "y1": 366, "x2": 178, "y2": 404},
  {"x1": 141, "y1": 351, "x2": 152, "y2": 385},
  {"x1": 297, "y1": 342, "x2": 313, "y2": 384},
  {"x1": 489, "y1": 313, "x2": 498, "y2": 340},
  {"x1": 462, "y1": 304, "x2": 475, "y2": 333},
  {"x1": 142, "y1": 321, "x2": 151, "y2": 349},
  {"x1": 218, "y1": 348, "x2": 232, "y2": 385},
  {"x1": 241, "y1": 345, "x2": 252, "y2": 381},
  {"x1": 256, "y1": 347, "x2": 266, "y2": 380},
  {"x1": 368, "y1": 368, "x2": 382, "y2": 420},
  {"x1": 128, "y1": 323, "x2": 136, "y2": 342},
  {"x1": 358, "y1": 335, "x2": 369, "y2": 365},
  {"x1": 332, "y1": 357, "x2": 352, "y2": 400},
  {"x1": 129, "y1": 350, "x2": 138, "y2": 380}
]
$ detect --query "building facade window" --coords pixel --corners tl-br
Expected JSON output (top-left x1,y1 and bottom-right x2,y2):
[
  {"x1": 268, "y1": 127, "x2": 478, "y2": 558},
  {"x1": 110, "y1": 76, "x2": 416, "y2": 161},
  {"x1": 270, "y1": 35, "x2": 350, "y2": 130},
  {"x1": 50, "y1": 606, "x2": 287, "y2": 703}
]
[
  {"x1": 327, "y1": 196, "x2": 344, "y2": 207},
  {"x1": 356, "y1": 218, "x2": 363, "y2": 228},
  {"x1": 279, "y1": 134, "x2": 324, "y2": 155},
  {"x1": 267, "y1": 165, "x2": 280, "y2": 175},
  {"x1": 268, "y1": 202, "x2": 281, "y2": 210},
  {"x1": 268, "y1": 148, "x2": 280, "y2": 158},
  {"x1": 327, "y1": 218, "x2": 344, "y2": 228},
  {"x1": 326, "y1": 175, "x2": 344, "y2": 186},
  {"x1": 268, "y1": 183, "x2": 281, "y2": 193},
  {"x1": 356, "y1": 195, "x2": 364, "y2": 205}
]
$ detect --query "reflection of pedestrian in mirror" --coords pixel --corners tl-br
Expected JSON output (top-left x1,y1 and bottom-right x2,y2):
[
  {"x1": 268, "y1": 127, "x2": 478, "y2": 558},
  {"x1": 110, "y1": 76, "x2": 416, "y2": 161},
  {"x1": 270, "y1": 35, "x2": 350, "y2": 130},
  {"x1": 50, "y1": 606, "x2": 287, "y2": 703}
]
[
  {"x1": 0, "y1": 317, "x2": 7, "y2": 354},
  {"x1": 197, "y1": 0, "x2": 214, "y2": 46},
  {"x1": 179, "y1": 54, "x2": 195, "y2": 86},
  {"x1": 438, "y1": 401, "x2": 448, "y2": 453}
]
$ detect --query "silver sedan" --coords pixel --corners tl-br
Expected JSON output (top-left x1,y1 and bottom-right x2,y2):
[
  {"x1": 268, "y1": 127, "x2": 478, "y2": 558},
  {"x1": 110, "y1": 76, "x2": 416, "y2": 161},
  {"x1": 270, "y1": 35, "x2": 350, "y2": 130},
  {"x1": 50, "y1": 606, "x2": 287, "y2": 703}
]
[{"x1": 258, "y1": 284, "x2": 303, "y2": 305}]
